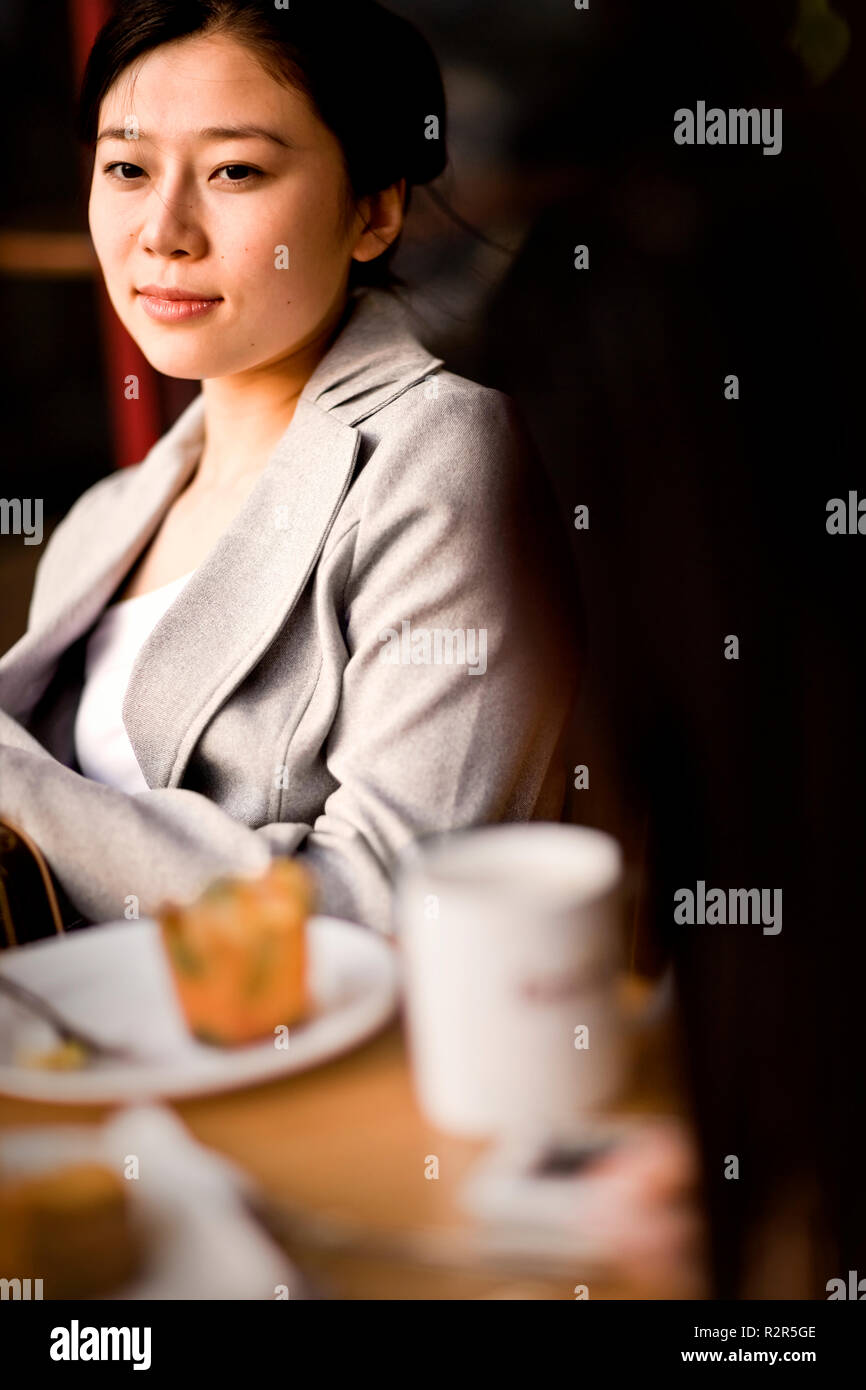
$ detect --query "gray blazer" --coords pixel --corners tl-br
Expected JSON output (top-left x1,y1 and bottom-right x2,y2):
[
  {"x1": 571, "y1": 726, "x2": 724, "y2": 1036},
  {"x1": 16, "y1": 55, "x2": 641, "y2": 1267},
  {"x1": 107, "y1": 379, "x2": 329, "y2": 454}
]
[{"x1": 0, "y1": 288, "x2": 576, "y2": 935}]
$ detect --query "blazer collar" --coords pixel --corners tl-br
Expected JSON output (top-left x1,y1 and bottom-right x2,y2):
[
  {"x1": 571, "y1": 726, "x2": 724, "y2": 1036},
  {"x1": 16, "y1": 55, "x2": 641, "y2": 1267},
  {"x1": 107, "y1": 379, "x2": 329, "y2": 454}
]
[
  {"x1": 0, "y1": 288, "x2": 443, "y2": 788},
  {"x1": 302, "y1": 287, "x2": 444, "y2": 424}
]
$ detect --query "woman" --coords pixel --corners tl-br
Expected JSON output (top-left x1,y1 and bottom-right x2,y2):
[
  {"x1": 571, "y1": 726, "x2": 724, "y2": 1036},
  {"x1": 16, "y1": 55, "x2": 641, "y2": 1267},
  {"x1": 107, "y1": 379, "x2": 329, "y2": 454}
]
[{"x1": 0, "y1": 0, "x2": 577, "y2": 936}]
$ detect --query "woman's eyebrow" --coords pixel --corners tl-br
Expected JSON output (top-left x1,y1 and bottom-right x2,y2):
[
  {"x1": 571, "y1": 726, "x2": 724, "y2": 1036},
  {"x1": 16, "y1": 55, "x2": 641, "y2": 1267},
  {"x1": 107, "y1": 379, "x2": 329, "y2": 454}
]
[{"x1": 95, "y1": 124, "x2": 294, "y2": 148}]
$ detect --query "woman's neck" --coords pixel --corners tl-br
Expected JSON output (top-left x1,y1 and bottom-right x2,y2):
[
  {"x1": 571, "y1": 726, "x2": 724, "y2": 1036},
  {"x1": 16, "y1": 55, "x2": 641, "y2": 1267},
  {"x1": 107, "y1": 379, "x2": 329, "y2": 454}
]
[{"x1": 194, "y1": 299, "x2": 348, "y2": 492}]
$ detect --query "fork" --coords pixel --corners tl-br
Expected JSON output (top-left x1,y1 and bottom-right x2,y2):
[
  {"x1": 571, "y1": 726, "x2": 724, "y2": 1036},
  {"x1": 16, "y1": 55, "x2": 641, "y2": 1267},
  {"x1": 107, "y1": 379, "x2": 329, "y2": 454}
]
[{"x1": 0, "y1": 971, "x2": 137, "y2": 1062}]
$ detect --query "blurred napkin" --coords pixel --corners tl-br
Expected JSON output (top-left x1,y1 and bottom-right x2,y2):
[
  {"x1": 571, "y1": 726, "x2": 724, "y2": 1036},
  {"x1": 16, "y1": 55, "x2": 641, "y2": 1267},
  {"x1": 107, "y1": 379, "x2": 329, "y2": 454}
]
[{"x1": 0, "y1": 1104, "x2": 305, "y2": 1299}]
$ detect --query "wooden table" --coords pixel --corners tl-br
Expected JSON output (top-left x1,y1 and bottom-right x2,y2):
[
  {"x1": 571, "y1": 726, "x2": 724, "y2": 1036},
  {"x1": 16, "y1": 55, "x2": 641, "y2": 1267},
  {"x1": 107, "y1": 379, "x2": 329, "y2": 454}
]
[{"x1": 0, "y1": 983, "x2": 706, "y2": 1300}]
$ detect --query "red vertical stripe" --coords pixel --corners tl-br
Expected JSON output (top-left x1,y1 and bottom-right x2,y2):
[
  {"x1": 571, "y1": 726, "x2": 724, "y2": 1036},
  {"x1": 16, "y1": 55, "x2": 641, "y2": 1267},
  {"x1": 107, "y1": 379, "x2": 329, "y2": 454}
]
[{"x1": 70, "y1": 0, "x2": 163, "y2": 469}]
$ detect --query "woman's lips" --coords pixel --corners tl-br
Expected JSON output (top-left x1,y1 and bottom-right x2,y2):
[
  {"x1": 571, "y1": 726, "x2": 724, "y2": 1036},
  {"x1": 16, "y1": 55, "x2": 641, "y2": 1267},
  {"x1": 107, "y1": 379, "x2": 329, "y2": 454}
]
[{"x1": 138, "y1": 294, "x2": 222, "y2": 322}]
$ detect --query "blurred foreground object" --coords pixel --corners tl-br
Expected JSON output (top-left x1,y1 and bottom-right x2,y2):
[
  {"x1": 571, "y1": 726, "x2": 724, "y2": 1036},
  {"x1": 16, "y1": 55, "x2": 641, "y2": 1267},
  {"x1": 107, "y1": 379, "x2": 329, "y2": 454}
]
[
  {"x1": 0, "y1": 1161, "x2": 141, "y2": 1298},
  {"x1": 460, "y1": 1115, "x2": 706, "y2": 1297}
]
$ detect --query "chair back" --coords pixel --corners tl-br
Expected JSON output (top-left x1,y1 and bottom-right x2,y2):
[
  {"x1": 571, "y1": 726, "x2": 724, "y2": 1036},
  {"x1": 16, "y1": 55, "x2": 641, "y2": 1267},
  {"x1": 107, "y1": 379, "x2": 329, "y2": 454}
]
[{"x1": 0, "y1": 817, "x2": 68, "y2": 950}]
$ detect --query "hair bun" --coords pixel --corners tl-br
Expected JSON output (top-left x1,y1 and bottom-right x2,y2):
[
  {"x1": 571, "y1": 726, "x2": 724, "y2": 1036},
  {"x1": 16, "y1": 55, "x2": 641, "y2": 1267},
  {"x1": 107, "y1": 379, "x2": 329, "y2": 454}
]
[{"x1": 289, "y1": 0, "x2": 448, "y2": 191}]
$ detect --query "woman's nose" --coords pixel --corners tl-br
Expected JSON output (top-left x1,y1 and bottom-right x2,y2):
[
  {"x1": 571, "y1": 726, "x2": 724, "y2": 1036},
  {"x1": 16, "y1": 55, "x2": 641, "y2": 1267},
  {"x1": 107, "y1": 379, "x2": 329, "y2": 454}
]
[{"x1": 139, "y1": 182, "x2": 207, "y2": 259}]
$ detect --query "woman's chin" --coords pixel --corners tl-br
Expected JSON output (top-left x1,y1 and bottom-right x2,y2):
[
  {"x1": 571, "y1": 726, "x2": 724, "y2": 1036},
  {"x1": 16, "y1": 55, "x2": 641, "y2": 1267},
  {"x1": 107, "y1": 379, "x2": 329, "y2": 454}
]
[{"x1": 134, "y1": 342, "x2": 226, "y2": 380}]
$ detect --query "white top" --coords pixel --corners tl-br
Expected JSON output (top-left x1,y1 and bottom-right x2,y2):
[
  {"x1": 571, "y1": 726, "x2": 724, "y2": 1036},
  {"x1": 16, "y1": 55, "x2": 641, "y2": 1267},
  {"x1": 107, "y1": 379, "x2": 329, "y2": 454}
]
[{"x1": 74, "y1": 571, "x2": 196, "y2": 793}]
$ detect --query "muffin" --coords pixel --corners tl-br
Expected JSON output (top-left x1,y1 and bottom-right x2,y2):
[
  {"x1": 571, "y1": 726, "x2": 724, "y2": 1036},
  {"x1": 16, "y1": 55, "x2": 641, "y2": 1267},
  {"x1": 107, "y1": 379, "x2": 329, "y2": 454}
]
[
  {"x1": 0, "y1": 1162, "x2": 142, "y2": 1298},
  {"x1": 157, "y1": 857, "x2": 316, "y2": 1046}
]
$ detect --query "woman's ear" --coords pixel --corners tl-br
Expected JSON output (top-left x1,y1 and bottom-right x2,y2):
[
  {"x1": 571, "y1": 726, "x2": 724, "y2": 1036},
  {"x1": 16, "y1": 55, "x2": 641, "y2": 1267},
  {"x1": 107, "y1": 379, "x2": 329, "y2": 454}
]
[{"x1": 351, "y1": 179, "x2": 407, "y2": 264}]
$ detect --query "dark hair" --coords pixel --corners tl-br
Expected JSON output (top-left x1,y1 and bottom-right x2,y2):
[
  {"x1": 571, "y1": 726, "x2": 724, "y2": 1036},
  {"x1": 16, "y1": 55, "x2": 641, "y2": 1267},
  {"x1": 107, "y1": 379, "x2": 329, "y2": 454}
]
[{"x1": 76, "y1": 0, "x2": 449, "y2": 289}]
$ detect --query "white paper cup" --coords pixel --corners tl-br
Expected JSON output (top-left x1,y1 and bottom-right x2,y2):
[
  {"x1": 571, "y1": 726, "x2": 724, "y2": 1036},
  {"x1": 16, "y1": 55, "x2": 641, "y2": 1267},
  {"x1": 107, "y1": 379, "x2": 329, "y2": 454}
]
[{"x1": 394, "y1": 823, "x2": 628, "y2": 1139}]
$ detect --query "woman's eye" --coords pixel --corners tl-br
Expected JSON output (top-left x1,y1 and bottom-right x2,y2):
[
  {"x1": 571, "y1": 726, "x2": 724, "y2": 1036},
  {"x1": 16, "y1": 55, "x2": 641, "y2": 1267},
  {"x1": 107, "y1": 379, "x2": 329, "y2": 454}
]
[
  {"x1": 213, "y1": 165, "x2": 262, "y2": 185},
  {"x1": 104, "y1": 162, "x2": 144, "y2": 181}
]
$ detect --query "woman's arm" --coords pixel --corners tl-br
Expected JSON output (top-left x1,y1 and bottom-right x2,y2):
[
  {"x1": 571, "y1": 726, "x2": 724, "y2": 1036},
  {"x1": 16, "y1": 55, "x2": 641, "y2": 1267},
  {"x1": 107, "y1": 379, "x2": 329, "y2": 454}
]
[{"x1": 0, "y1": 744, "x2": 276, "y2": 922}]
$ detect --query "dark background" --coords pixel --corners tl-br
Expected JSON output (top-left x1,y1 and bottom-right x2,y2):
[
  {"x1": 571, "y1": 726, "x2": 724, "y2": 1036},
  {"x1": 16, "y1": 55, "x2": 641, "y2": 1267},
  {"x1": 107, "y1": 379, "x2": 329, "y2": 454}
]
[{"x1": 1, "y1": 0, "x2": 864, "y2": 1298}]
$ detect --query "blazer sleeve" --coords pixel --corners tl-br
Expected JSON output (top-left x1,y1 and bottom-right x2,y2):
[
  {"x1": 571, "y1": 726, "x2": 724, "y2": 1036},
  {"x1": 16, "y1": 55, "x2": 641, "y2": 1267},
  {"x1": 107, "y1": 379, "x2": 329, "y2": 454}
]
[
  {"x1": 0, "y1": 383, "x2": 578, "y2": 935},
  {"x1": 0, "y1": 706, "x2": 55, "y2": 759}
]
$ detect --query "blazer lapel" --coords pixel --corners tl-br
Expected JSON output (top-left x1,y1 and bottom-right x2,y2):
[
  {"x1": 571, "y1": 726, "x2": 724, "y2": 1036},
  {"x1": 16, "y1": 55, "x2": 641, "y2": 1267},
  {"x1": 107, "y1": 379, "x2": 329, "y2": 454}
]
[{"x1": 123, "y1": 399, "x2": 360, "y2": 789}]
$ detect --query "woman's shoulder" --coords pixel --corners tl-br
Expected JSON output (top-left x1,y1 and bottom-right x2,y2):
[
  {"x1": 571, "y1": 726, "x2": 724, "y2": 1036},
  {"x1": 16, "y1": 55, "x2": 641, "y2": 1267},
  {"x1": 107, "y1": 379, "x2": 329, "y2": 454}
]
[
  {"x1": 39, "y1": 466, "x2": 135, "y2": 561},
  {"x1": 358, "y1": 366, "x2": 530, "y2": 491},
  {"x1": 42, "y1": 394, "x2": 201, "y2": 554},
  {"x1": 27, "y1": 465, "x2": 143, "y2": 622},
  {"x1": 329, "y1": 367, "x2": 548, "y2": 571},
  {"x1": 380, "y1": 361, "x2": 518, "y2": 422}
]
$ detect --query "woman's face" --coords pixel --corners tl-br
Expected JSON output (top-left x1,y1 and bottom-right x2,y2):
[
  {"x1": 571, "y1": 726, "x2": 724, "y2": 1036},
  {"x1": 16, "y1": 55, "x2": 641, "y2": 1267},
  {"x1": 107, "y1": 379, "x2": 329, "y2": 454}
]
[{"x1": 88, "y1": 32, "x2": 375, "y2": 380}]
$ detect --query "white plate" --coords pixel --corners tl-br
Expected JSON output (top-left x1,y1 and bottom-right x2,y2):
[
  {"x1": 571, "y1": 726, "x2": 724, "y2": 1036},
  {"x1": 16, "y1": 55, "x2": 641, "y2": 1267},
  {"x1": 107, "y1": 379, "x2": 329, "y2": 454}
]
[{"x1": 0, "y1": 915, "x2": 399, "y2": 1103}]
